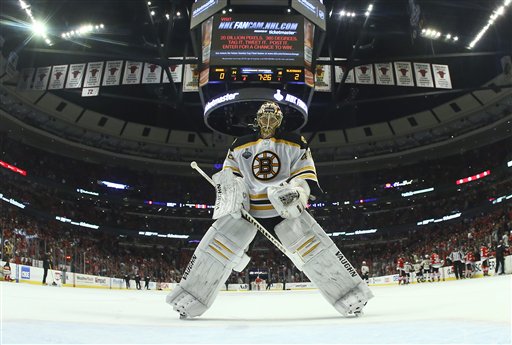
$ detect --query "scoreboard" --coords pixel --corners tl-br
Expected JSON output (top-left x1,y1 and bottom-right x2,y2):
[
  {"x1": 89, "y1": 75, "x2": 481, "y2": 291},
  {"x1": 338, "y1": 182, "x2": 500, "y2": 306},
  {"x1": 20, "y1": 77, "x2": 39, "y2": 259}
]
[
  {"x1": 200, "y1": 13, "x2": 313, "y2": 87},
  {"x1": 209, "y1": 67, "x2": 304, "y2": 83},
  {"x1": 192, "y1": 6, "x2": 323, "y2": 136}
]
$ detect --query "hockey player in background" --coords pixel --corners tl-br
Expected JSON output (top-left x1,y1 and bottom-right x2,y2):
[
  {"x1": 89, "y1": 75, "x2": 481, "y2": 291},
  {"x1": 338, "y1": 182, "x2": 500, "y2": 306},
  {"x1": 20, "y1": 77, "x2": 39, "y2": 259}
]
[
  {"x1": 404, "y1": 261, "x2": 413, "y2": 284},
  {"x1": 430, "y1": 251, "x2": 443, "y2": 282},
  {"x1": 2, "y1": 261, "x2": 13, "y2": 282},
  {"x1": 361, "y1": 261, "x2": 370, "y2": 284},
  {"x1": 413, "y1": 260, "x2": 423, "y2": 283},
  {"x1": 166, "y1": 101, "x2": 373, "y2": 318},
  {"x1": 422, "y1": 254, "x2": 431, "y2": 282},
  {"x1": 480, "y1": 244, "x2": 490, "y2": 276},
  {"x1": 464, "y1": 248, "x2": 476, "y2": 278},
  {"x1": 396, "y1": 256, "x2": 406, "y2": 285}
]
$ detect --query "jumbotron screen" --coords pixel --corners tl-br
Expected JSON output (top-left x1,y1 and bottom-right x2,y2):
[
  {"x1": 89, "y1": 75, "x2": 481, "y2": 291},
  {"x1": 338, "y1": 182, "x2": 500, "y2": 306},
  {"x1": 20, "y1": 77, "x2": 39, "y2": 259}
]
[{"x1": 209, "y1": 14, "x2": 305, "y2": 67}]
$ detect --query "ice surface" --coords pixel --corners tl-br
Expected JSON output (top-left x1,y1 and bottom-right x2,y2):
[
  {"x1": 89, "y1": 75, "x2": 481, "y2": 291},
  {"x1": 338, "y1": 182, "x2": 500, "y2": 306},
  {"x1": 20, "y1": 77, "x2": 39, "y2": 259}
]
[{"x1": 1, "y1": 275, "x2": 510, "y2": 344}]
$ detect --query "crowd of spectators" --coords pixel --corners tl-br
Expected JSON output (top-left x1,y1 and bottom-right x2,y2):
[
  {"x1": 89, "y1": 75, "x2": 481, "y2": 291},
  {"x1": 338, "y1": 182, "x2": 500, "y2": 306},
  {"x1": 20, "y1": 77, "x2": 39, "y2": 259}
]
[{"x1": 1, "y1": 134, "x2": 511, "y2": 285}]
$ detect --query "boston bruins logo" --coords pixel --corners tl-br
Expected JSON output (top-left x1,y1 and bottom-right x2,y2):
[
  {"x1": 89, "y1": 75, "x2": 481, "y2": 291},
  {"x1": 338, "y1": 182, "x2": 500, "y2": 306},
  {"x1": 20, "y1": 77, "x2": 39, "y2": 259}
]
[{"x1": 252, "y1": 151, "x2": 280, "y2": 180}]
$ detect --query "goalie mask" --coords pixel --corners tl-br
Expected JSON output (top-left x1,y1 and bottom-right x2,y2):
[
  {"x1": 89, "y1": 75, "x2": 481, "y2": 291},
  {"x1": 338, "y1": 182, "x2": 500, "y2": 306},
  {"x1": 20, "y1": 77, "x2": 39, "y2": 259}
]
[{"x1": 255, "y1": 102, "x2": 283, "y2": 138}]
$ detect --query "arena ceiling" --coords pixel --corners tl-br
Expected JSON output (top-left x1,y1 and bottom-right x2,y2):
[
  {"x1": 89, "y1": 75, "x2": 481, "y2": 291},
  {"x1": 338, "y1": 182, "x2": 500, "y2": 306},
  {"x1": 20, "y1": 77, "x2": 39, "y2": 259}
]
[{"x1": 1, "y1": 0, "x2": 511, "y2": 134}]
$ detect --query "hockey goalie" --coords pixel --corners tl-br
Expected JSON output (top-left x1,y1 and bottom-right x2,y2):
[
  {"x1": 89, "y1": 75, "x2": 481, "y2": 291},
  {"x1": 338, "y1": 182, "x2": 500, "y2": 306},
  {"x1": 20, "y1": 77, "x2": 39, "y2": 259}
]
[{"x1": 166, "y1": 102, "x2": 374, "y2": 318}]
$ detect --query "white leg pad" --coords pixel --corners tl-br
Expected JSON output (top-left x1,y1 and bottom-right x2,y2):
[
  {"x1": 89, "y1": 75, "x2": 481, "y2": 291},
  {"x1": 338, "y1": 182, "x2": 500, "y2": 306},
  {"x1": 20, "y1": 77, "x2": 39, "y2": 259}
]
[
  {"x1": 275, "y1": 211, "x2": 374, "y2": 316},
  {"x1": 166, "y1": 216, "x2": 257, "y2": 318}
]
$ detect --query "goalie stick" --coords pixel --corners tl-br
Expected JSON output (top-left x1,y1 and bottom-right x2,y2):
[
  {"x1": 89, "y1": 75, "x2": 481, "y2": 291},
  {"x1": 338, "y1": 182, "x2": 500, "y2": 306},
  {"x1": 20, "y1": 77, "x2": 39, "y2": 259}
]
[{"x1": 190, "y1": 161, "x2": 305, "y2": 270}]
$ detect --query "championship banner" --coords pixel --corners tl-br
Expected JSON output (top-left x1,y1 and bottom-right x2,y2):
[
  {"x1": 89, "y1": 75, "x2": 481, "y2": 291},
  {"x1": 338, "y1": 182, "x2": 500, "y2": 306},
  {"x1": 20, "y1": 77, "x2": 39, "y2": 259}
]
[
  {"x1": 394, "y1": 61, "x2": 414, "y2": 87},
  {"x1": 32, "y1": 66, "x2": 51, "y2": 90},
  {"x1": 122, "y1": 61, "x2": 143, "y2": 85},
  {"x1": 48, "y1": 65, "x2": 68, "y2": 90},
  {"x1": 102, "y1": 60, "x2": 123, "y2": 86},
  {"x1": 17, "y1": 67, "x2": 35, "y2": 91},
  {"x1": 183, "y1": 64, "x2": 199, "y2": 92},
  {"x1": 162, "y1": 64, "x2": 183, "y2": 83},
  {"x1": 142, "y1": 62, "x2": 162, "y2": 84},
  {"x1": 335, "y1": 65, "x2": 355, "y2": 84},
  {"x1": 375, "y1": 62, "x2": 395, "y2": 85},
  {"x1": 84, "y1": 61, "x2": 104, "y2": 87},
  {"x1": 314, "y1": 64, "x2": 331, "y2": 92},
  {"x1": 355, "y1": 64, "x2": 374, "y2": 84},
  {"x1": 65, "y1": 63, "x2": 86, "y2": 89},
  {"x1": 413, "y1": 62, "x2": 434, "y2": 88},
  {"x1": 432, "y1": 64, "x2": 452, "y2": 89}
]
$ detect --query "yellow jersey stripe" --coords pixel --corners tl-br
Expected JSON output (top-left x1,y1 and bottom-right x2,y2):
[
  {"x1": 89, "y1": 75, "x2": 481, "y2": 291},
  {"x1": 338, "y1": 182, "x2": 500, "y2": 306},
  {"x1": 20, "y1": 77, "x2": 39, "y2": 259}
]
[
  {"x1": 250, "y1": 205, "x2": 274, "y2": 210},
  {"x1": 250, "y1": 193, "x2": 268, "y2": 199},
  {"x1": 223, "y1": 166, "x2": 241, "y2": 174},
  {"x1": 290, "y1": 165, "x2": 316, "y2": 176},
  {"x1": 294, "y1": 173, "x2": 318, "y2": 181}
]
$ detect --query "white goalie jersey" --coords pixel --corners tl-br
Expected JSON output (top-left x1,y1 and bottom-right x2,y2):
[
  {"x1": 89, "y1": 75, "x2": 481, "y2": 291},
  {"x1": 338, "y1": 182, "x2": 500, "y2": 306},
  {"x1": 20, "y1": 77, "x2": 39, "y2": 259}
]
[{"x1": 222, "y1": 132, "x2": 319, "y2": 218}]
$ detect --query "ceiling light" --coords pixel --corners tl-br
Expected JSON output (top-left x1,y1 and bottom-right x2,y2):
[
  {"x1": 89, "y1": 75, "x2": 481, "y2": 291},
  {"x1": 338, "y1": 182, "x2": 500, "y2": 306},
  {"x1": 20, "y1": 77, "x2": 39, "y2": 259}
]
[
  {"x1": 19, "y1": 0, "x2": 30, "y2": 10},
  {"x1": 31, "y1": 20, "x2": 47, "y2": 37},
  {"x1": 176, "y1": 11, "x2": 181, "y2": 16},
  {"x1": 445, "y1": 33, "x2": 451, "y2": 39},
  {"x1": 469, "y1": 0, "x2": 510, "y2": 49}
]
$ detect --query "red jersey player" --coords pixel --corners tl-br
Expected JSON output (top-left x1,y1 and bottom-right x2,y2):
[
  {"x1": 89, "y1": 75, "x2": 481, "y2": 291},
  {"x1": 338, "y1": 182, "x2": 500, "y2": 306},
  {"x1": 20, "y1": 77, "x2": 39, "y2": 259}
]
[
  {"x1": 464, "y1": 250, "x2": 475, "y2": 278},
  {"x1": 430, "y1": 252, "x2": 443, "y2": 282},
  {"x1": 480, "y1": 244, "x2": 490, "y2": 276},
  {"x1": 397, "y1": 257, "x2": 406, "y2": 285}
]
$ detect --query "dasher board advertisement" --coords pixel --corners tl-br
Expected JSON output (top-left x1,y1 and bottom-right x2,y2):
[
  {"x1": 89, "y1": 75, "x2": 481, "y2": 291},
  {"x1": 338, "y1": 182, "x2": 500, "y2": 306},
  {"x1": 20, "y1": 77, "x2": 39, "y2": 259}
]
[{"x1": 210, "y1": 14, "x2": 305, "y2": 67}]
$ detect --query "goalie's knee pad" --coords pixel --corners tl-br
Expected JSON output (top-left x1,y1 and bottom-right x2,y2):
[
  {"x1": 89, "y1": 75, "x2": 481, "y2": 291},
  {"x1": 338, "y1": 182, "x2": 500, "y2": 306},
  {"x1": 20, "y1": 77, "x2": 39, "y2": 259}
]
[
  {"x1": 275, "y1": 211, "x2": 374, "y2": 316},
  {"x1": 166, "y1": 216, "x2": 257, "y2": 318}
]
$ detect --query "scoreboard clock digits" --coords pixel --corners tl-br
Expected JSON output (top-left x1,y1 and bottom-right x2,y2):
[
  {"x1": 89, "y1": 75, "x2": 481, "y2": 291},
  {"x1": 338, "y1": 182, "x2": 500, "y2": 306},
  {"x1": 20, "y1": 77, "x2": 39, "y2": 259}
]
[{"x1": 209, "y1": 67, "x2": 304, "y2": 84}]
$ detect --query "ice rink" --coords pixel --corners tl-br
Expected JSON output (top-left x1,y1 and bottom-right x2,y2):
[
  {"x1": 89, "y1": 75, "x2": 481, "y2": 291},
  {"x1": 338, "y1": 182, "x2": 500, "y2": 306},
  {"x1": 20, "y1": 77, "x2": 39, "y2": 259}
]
[{"x1": 1, "y1": 276, "x2": 511, "y2": 344}]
